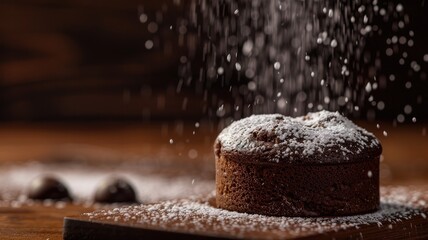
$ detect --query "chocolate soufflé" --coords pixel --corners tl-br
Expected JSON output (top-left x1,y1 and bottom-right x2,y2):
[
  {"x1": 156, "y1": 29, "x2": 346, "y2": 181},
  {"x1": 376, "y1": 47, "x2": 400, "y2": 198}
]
[{"x1": 214, "y1": 111, "x2": 382, "y2": 217}]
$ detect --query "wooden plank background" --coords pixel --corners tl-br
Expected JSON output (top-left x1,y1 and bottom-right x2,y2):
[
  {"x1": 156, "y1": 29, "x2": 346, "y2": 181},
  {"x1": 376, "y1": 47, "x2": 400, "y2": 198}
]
[
  {"x1": 1, "y1": 0, "x2": 427, "y2": 121},
  {"x1": 0, "y1": 0, "x2": 205, "y2": 120}
]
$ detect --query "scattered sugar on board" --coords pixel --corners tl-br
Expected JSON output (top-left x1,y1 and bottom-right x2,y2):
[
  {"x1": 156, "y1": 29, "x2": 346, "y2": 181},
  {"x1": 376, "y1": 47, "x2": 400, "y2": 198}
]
[
  {"x1": 84, "y1": 186, "x2": 428, "y2": 238},
  {"x1": 217, "y1": 111, "x2": 380, "y2": 162}
]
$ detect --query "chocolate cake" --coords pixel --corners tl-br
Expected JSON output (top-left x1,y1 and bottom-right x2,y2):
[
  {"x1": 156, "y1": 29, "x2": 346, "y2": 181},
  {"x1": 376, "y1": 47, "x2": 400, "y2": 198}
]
[{"x1": 214, "y1": 111, "x2": 382, "y2": 217}]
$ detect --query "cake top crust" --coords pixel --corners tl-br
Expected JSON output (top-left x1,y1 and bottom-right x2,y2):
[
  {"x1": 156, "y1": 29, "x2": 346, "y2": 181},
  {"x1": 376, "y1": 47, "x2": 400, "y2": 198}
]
[{"x1": 215, "y1": 111, "x2": 382, "y2": 164}]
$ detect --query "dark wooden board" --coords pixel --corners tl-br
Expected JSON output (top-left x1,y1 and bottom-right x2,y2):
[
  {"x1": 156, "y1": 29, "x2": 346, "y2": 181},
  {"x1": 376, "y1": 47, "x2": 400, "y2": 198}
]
[
  {"x1": 63, "y1": 217, "x2": 225, "y2": 240},
  {"x1": 63, "y1": 187, "x2": 428, "y2": 240},
  {"x1": 63, "y1": 214, "x2": 428, "y2": 240}
]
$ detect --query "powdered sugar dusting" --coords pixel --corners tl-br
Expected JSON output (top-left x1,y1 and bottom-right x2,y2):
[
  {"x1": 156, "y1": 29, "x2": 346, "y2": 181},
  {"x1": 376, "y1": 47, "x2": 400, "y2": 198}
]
[
  {"x1": 216, "y1": 110, "x2": 381, "y2": 163},
  {"x1": 83, "y1": 186, "x2": 428, "y2": 239}
]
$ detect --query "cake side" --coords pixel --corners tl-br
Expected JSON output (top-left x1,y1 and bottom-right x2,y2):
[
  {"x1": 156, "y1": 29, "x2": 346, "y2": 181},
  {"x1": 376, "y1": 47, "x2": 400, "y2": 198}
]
[
  {"x1": 216, "y1": 154, "x2": 380, "y2": 217},
  {"x1": 215, "y1": 111, "x2": 382, "y2": 165}
]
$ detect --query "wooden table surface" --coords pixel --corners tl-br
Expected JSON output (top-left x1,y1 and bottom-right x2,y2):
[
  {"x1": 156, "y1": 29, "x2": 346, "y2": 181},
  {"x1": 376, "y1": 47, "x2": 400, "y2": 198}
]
[{"x1": 0, "y1": 121, "x2": 427, "y2": 239}]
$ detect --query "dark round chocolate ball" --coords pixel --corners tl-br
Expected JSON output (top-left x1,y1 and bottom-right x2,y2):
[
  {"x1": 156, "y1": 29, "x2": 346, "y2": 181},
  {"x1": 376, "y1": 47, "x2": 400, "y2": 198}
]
[
  {"x1": 94, "y1": 178, "x2": 138, "y2": 203},
  {"x1": 27, "y1": 176, "x2": 72, "y2": 201}
]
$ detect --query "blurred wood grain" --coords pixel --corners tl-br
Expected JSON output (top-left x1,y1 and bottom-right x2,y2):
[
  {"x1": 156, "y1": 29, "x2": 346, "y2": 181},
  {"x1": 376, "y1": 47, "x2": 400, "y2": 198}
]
[
  {"x1": 0, "y1": 0, "x2": 427, "y2": 121},
  {"x1": 0, "y1": 121, "x2": 426, "y2": 184},
  {"x1": 0, "y1": 0, "x2": 203, "y2": 120},
  {"x1": 0, "y1": 203, "x2": 95, "y2": 240}
]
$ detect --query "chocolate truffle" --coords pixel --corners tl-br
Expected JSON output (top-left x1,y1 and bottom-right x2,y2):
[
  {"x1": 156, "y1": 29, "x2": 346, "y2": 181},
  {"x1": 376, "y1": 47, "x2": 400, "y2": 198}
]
[
  {"x1": 27, "y1": 176, "x2": 72, "y2": 201},
  {"x1": 214, "y1": 111, "x2": 382, "y2": 217},
  {"x1": 94, "y1": 177, "x2": 138, "y2": 203}
]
